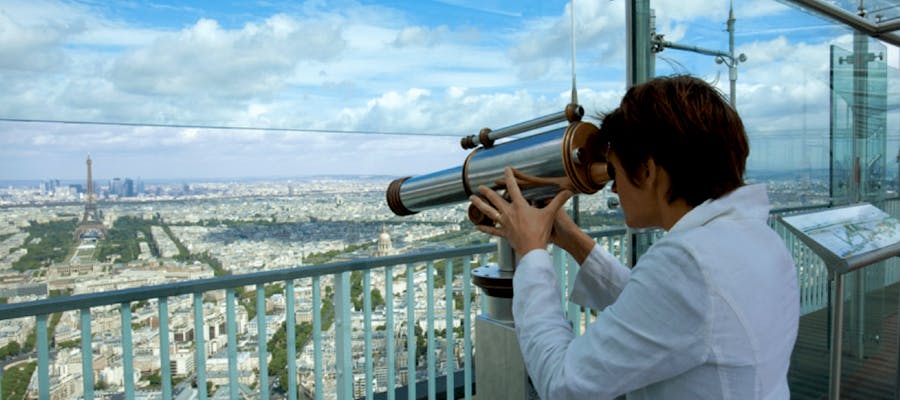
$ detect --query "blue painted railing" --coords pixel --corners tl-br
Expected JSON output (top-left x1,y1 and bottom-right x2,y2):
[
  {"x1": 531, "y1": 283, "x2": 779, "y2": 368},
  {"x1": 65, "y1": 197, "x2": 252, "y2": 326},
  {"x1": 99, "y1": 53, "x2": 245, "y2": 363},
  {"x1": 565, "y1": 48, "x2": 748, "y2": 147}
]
[{"x1": 2, "y1": 203, "x2": 900, "y2": 400}]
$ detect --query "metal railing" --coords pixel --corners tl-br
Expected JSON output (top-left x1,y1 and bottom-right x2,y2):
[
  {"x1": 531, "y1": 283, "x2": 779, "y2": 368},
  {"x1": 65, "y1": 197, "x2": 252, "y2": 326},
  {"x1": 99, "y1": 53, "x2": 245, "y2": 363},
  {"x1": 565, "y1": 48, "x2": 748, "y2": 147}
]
[
  {"x1": 0, "y1": 228, "x2": 629, "y2": 400},
  {"x1": 2, "y1": 204, "x2": 899, "y2": 400}
]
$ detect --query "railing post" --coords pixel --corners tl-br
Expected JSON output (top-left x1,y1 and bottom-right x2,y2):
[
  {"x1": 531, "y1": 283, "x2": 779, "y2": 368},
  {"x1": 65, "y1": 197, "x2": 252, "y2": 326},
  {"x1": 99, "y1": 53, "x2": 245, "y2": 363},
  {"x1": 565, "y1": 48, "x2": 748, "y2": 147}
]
[
  {"x1": 285, "y1": 281, "x2": 297, "y2": 400},
  {"x1": 426, "y1": 261, "x2": 436, "y2": 399},
  {"x1": 463, "y1": 258, "x2": 473, "y2": 400},
  {"x1": 363, "y1": 271, "x2": 374, "y2": 400},
  {"x1": 256, "y1": 285, "x2": 269, "y2": 400},
  {"x1": 226, "y1": 288, "x2": 238, "y2": 400},
  {"x1": 37, "y1": 314, "x2": 49, "y2": 400},
  {"x1": 385, "y1": 267, "x2": 396, "y2": 400},
  {"x1": 193, "y1": 293, "x2": 208, "y2": 400},
  {"x1": 121, "y1": 303, "x2": 134, "y2": 400},
  {"x1": 159, "y1": 298, "x2": 172, "y2": 400},
  {"x1": 566, "y1": 253, "x2": 581, "y2": 333},
  {"x1": 334, "y1": 272, "x2": 353, "y2": 399},
  {"x1": 81, "y1": 307, "x2": 94, "y2": 400},
  {"x1": 312, "y1": 277, "x2": 323, "y2": 400},
  {"x1": 444, "y1": 259, "x2": 455, "y2": 399},
  {"x1": 830, "y1": 273, "x2": 846, "y2": 400},
  {"x1": 406, "y1": 264, "x2": 416, "y2": 400}
]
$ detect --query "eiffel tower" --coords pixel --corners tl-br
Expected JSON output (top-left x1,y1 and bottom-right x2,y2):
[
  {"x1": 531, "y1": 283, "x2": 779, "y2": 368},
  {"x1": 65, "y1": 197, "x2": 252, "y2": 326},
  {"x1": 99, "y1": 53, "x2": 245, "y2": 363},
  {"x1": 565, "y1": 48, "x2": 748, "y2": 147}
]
[{"x1": 74, "y1": 156, "x2": 107, "y2": 240}]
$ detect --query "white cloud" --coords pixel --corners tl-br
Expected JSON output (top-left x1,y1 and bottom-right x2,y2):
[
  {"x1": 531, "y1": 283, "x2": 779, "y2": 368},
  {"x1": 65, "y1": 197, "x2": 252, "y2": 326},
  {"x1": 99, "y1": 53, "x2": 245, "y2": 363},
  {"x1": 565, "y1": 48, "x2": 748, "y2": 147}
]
[
  {"x1": 0, "y1": 0, "x2": 896, "y2": 180},
  {"x1": 507, "y1": 0, "x2": 626, "y2": 80},
  {"x1": 109, "y1": 15, "x2": 345, "y2": 98},
  {"x1": 393, "y1": 25, "x2": 450, "y2": 47},
  {"x1": 0, "y1": 9, "x2": 72, "y2": 71}
]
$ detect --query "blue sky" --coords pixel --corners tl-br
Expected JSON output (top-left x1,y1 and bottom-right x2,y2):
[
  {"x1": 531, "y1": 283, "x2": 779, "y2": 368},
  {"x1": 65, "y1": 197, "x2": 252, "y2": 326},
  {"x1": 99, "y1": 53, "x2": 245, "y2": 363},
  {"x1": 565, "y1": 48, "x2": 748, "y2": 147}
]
[{"x1": 0, "y1": 0, "x2": 897, "y2": 181}]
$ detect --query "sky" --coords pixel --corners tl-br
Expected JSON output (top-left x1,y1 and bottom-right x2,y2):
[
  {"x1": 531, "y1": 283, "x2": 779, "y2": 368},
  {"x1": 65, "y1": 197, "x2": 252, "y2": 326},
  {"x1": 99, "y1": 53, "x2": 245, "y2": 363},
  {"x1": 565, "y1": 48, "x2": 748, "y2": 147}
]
[{"x1": 0, "y1": 0, "x2": 898, "y2": 181}]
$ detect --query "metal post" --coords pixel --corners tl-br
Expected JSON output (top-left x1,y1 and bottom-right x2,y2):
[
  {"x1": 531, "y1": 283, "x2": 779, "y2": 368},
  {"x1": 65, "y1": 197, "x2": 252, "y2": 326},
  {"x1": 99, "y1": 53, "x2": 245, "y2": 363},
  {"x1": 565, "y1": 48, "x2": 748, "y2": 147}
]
[
  {"x1": 159, "y1": 298, "x2": 172, "y2": 400},
  {"x1": 406, "y1": 264, "x2": 416, "y2": 400},
  {"x1": 226, "y1": 289, "x2": 238, "y2": 400},
  {"x1": 334, "y1": 272, "x2": 353, "y2": 399},
  {"x1": 426, "y1": 262, "x2": 436, "y2": 399},
  {"x1": 312, "y1": 277, "x2": 323, "y2": 400},
  {"x1": 81, "y1": 308, "x2": 94, "y2": 400},
  {"x1": 193, "y1": 293, "x2": 208, "y2": 400},
  {"x1": 626, "y1": 0, "x2": 653, "y2": 88},
  {"x1": 364, "y1": 271, "x2": 373, "y2": 400},
  {"x1": 385, "y1": 267, "x2": 396, "y2": 400},
  {"x1": 285, "y1": 281, "x2": 297, "y2": 400},
  {"x1": 829, "y1": 273, "x2": 846, "y2": 400},
  {"x1": 727, "y1": 3, "x2": 737, "y2": 106},
  {"x1": 37, "y1": 314, "x2": 49, "y2": 400},
  {"x1": 256, "y1": 285, "x2": 268, "y2": 400}
]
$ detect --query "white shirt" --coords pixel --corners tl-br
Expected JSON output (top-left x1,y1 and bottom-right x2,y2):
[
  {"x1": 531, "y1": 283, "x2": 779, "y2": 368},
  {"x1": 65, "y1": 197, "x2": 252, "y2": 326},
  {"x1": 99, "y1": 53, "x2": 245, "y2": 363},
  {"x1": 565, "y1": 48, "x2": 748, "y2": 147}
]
[{"x1": 512, "y1": 184, "x2": 799, "y2": 399}]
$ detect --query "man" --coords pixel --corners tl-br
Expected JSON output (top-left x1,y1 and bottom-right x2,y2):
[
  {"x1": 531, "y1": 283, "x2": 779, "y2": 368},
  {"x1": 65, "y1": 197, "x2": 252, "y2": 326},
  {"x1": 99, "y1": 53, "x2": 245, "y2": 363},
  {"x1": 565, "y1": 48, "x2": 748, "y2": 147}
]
[{"x1": 470, "y1": 75, "x2": 799, "y2": 399}]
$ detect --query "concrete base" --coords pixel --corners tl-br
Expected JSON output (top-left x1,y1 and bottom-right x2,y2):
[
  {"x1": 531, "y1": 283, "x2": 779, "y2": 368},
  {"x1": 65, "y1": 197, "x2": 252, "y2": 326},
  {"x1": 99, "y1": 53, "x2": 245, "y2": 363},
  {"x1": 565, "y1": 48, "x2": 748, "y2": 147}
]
[{"x1": 474, "y1": 315, "x2": 539, "y2": 400}]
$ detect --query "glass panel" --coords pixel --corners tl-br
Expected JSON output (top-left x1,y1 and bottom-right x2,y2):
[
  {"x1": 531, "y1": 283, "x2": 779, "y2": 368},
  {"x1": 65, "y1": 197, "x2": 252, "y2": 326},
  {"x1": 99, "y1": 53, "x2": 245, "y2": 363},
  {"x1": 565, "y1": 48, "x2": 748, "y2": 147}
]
[
  {"x1": 831, "y1": 37, "x2": 889, "y2": 204},
  {"x1": 831, "y1": 44, "x2": 854, "y2": 203},
  {"x1": 863, "y1": 39, "x2": 889, "y2": 201}
]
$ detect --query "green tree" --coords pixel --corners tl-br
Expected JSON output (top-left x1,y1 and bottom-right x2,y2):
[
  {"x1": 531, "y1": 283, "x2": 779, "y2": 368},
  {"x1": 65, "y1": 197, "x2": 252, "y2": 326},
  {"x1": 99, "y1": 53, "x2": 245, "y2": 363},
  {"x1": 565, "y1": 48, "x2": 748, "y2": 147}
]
[
  {"x1": 12, "y1": 219, "x2": 77, "y2": 271},
  {"x1": 0, "y1": 340, "x2": 21, "y2": 359},
  {"x1": 371, "y1": 288, "x2": 385, "y2": 309},
  {"x1": 147, "y1": 370, "x2": 162, "y2": 388},
  {"x1": 2, "y1": 361, "x2": 36, "y2": 400}
]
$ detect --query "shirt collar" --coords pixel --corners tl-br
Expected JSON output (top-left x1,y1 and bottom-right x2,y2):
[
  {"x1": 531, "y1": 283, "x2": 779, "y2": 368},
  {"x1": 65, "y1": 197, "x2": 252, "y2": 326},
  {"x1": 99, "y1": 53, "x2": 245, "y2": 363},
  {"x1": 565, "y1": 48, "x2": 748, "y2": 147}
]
[{"x1": 668, "y1": 184, "x2": 771, "y2": 233}]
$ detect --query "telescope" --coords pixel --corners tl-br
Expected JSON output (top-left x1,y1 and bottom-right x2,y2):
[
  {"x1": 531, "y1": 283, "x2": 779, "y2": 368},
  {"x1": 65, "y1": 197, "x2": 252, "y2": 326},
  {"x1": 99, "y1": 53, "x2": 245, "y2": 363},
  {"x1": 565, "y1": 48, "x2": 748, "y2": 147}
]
[
  {"x1": 385, "y1": 102, "x2": 611, "y2": 320},
  {"x1": 386, "y1": 103, "x2": 611, "y2": 226},
  {"x1": 386, "y1": 104, "x2": 613, "y2": 395}
]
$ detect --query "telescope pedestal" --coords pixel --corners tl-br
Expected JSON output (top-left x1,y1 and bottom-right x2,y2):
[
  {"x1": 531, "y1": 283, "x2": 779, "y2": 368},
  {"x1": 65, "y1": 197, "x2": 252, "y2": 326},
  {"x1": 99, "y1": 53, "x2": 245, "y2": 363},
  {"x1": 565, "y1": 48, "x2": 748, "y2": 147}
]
[
  {"x1": 474, "y1": 316, "x2": 539, "y2": 400},
  {"x1": 472, "y1": 240, "x2": 539, "y2": 400}
]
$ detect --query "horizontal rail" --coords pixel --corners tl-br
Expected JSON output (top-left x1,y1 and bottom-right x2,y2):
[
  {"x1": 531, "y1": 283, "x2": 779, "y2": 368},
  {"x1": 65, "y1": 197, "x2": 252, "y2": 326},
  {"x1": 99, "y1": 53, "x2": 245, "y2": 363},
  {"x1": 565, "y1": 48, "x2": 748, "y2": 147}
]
[
  {"x1": 0, "y1": 227, "x2": 633, "y2": 321},
  {"x1": 0, "y1": 242, "x2": 497, "y2": 320}
]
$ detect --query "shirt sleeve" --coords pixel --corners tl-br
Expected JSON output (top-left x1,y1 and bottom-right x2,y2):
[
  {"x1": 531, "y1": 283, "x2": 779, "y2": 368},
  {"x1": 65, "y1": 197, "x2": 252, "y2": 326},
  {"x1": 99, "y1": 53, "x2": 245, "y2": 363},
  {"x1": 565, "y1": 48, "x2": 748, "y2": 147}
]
[
  {"x1": 569, "y1": 244, "x2": 631, "y2": 311},
  {"x1": 512, "y1": 241, "x2": 711, "y2": 400}
]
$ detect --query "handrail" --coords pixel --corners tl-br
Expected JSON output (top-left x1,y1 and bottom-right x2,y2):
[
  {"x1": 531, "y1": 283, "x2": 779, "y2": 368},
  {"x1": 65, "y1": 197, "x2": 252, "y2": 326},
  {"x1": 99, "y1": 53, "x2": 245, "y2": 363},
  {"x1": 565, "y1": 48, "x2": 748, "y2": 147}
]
[
  {"x1": 0, "y1": 242, "x2": 495, "y2": 320},
  {"x1": 0, "y1": 228, "x2": 633, "y2": 321}
]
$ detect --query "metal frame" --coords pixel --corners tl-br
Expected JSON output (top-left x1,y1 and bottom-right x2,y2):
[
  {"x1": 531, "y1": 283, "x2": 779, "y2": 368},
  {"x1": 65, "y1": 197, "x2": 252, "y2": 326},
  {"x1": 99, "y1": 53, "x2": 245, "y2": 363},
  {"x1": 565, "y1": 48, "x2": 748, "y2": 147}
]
[{"x1": 782, "y1": 0, "x2": 900, "y2": 46}]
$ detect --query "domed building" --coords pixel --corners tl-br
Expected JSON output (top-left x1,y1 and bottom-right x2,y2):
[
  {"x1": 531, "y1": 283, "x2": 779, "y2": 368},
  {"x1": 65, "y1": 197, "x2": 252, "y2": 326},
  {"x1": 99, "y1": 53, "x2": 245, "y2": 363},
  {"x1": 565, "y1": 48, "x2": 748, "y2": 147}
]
[{"x1": 375, "y1": 225, "x2": 394, "y2": 257}]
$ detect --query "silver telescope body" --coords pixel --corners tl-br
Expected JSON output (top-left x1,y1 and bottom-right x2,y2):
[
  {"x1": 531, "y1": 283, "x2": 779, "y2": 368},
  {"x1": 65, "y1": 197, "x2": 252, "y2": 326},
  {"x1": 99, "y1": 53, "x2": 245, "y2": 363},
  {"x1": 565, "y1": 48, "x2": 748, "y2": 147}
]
[{"x1": 386, "y1": 119, "x2": 609, "y2": 223}]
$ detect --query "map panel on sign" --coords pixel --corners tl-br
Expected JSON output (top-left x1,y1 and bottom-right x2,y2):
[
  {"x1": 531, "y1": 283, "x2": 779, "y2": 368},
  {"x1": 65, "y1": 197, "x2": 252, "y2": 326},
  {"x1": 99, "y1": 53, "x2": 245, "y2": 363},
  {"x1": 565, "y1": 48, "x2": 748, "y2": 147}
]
[{"x1": 781, "y1": 204, "x2": 900, "y2": 259}]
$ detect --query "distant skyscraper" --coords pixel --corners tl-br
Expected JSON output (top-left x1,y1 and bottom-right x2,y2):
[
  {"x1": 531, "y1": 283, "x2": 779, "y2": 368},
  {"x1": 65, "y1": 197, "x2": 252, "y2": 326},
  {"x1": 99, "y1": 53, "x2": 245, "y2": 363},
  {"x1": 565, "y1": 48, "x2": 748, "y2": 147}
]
[
  {"x1": 124, "y1": 178, "x2": 135, "y2": 197},
  {"x1": 42, "y1": 179, "x2": 61, "y2": 194},
  {"x1": 111, "y1": 177, "x2": 123, "y2": 197},
  {"x1": 75, "y1": 156, "x2": 107, "y2": 240}
]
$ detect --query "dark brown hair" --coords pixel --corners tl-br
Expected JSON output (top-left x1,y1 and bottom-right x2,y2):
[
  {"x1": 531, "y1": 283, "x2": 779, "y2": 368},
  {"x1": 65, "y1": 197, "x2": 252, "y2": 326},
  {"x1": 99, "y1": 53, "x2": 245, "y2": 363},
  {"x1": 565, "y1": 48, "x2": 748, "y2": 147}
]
[{"x1": 599, "y1": 75, "x2": 748, "y2": 207}]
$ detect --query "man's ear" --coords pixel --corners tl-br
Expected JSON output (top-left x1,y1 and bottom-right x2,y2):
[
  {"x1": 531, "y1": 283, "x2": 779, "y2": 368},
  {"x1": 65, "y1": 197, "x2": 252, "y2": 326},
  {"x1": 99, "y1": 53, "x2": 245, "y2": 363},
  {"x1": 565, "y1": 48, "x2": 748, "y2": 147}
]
[
  {"x1": 642, "y1": 158, "x2": 656, "y2": 185},
  {"x1": 644, "y1": 158, "x2": 672, "y2": 201}
]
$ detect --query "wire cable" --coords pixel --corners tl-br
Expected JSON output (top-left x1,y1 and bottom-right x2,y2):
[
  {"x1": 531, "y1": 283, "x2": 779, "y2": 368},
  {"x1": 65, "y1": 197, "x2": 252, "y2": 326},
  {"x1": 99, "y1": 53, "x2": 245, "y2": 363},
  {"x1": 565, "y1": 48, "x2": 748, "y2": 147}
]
[{"x1": 0, "y1": 117, "x2": 461, "y2": 138}]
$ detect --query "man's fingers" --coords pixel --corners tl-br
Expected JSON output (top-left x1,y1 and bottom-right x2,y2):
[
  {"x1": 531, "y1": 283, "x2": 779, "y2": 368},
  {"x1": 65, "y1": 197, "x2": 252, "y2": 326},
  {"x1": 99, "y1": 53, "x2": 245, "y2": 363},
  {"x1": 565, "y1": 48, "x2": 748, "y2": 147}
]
[
  {"x1": 475, "y1": 224, "x2": 502, "y2": 237},
  {"x1": 475, "y1": 186, "x2": 508, "y2": 215},
  {"x1": 504, "y1": 167, "x2": 526, "y2": 204},
  {"x1": 545, "y1": 190, "x2": 573, "y2": 215}
]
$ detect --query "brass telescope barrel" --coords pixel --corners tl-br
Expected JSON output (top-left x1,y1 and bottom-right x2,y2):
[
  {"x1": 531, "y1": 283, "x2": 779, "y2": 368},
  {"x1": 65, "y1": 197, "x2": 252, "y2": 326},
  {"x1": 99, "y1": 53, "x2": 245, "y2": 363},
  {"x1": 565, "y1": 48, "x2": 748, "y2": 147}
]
[{"x1": 386, "y1": 120, "x2": 608, "y2": 220}]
